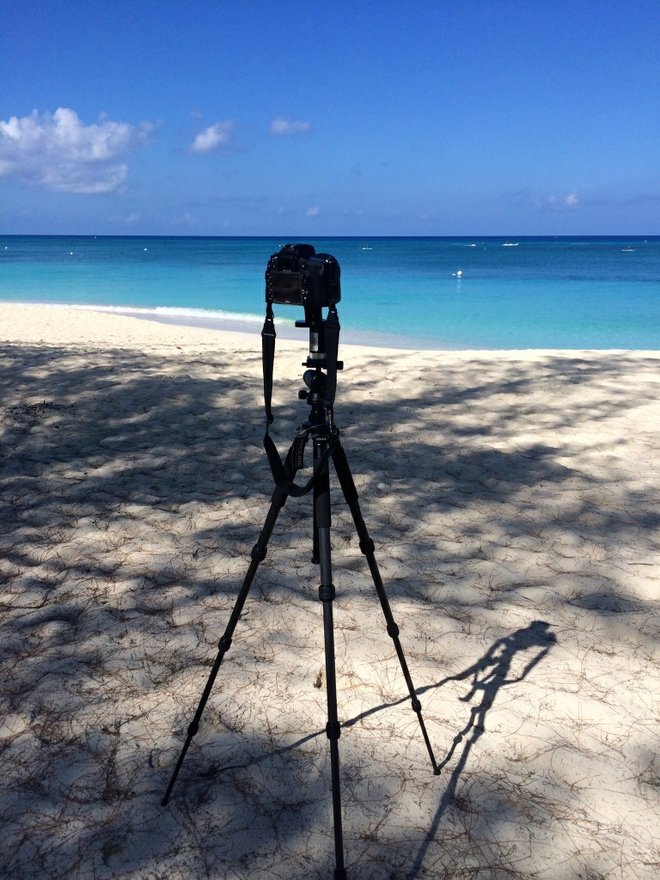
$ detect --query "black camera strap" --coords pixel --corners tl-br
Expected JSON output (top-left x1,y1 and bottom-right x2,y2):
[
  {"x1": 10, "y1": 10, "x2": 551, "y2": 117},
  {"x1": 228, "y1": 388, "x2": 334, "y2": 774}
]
[
  {"x1": 264, "y1": 425, "x2": 335, "y2": 498},
  {"x1": 261, "y1": 303, "x2": 276, "y2": 426}
]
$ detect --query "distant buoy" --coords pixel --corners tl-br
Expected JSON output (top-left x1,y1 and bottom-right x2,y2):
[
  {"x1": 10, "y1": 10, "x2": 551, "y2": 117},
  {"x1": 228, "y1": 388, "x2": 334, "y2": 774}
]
[{"x1": 451, "y1": 270, "x2": 463, "y2": 277}]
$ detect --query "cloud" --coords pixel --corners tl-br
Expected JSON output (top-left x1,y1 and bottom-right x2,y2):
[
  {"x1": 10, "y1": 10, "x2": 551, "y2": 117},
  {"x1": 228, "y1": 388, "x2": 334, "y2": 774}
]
[
  {"x1": 270, "y1": 117, "x2": 311, "y2": 136},
  {"x1": 536, "y1": 192, "x2": 580, "y2": 210},
  {"x1": 188, "y1": 121, "x2": 234, "y2": 154},
  {"x1": 306, "y1": 206, "x2": 320, "y2": 217},
  {"x1": 0, "y1": 107, "x2": 153, "y2": 193}
]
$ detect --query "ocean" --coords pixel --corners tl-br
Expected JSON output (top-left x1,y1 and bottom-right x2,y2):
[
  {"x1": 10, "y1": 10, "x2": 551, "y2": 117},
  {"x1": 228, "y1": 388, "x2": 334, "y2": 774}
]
[{"x1": 1, "y1": 235, "x2": 659, "y2": 349}]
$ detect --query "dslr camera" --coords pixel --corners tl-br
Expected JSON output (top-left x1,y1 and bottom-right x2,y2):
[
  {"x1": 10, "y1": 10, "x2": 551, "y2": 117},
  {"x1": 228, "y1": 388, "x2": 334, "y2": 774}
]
[
  {"x1": 263, "y1": 242, "x2": 342, "y2": 373},
  {"x1": 265, "y1": 244, "x2": 341, "y2": 325}
]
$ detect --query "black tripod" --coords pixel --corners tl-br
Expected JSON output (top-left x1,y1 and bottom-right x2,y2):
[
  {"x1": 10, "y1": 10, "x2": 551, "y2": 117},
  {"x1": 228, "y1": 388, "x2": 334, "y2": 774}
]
[{"x1": 162, "y1": 245, "x2": 439, "y2": 879}]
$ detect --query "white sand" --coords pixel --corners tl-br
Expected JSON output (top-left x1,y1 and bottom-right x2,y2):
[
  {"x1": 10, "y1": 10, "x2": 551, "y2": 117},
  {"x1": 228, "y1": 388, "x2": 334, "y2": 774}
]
[{"x1": 1, "y1": 303, "x2": 658, "y2": 879}]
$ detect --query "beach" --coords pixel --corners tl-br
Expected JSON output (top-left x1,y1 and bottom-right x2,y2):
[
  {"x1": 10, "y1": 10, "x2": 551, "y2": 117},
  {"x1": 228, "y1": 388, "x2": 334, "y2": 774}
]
[{"x1": 1, "y1": 302, "x2": 659, "y2": 879}]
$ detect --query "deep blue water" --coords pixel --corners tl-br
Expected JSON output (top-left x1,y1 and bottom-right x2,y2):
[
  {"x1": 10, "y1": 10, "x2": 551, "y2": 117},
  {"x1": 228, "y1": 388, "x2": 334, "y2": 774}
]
[{"x1": 1, "y1": 235, "x2": 658, "y2": 348}]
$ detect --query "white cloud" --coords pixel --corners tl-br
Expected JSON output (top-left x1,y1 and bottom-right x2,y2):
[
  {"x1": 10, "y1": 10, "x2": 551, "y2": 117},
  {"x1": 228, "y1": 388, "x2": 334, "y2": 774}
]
[
  {"x1": 179, "y1": 211, "x2": 201, "y2": 227},
  {"x1": 0, "y1": 107, "x2": 153, "y2": 193},
  {"x1": 189, "y1": 121, "x2": 234, "y2": 154},
  {"x1": 536, "y1": 192, "x2": 580, "y2": 209},
  {"x1": 306, "y1": 206, "x2": 320, "y2": 217},
  {"x1": 270, "y1": 117, "x2": 311, "y2": 136}
]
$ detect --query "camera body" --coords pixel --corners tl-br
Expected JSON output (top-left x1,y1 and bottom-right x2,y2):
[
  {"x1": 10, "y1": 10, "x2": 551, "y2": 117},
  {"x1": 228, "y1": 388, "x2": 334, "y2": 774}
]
[
  {"x1": 264, "y1": 243, "x2": 342, "y2": 372},
  {"x1": 265, "y1": 244, "x2": 341, "y2": 319}
]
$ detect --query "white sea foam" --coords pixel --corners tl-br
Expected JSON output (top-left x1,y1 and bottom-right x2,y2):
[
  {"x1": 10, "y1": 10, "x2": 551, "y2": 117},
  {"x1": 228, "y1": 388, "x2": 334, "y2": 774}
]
[{"x1": 38, "y1": 301, "x2": 294, "y2": 327}]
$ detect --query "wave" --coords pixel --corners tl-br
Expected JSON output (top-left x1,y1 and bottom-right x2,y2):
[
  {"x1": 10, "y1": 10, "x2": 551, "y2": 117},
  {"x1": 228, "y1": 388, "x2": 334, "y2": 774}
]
[{"x1": 34, "y1": 301, "x2": 294, "y2": 327}]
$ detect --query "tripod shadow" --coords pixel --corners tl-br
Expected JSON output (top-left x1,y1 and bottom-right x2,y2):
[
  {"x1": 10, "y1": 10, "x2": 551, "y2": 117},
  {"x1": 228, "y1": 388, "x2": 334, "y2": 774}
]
[
  {"x1": 216, "y1": 620, "x2": 556, "y2": 764},
  {"x1": 211, "y1": 621, "x2": 556, "y2": 872},
  {"x1": 199, "y1": 621, "x2": 556, "y2": 878},
  {"x1": 407, "y1": 620, "x2": 557, "y2": 878}
]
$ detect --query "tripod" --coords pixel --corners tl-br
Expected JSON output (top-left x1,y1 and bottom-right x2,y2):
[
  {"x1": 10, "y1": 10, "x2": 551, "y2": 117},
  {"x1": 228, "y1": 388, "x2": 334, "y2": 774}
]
[{"x1": 162, "y1": 247, "x2": 439, "y2": 878}]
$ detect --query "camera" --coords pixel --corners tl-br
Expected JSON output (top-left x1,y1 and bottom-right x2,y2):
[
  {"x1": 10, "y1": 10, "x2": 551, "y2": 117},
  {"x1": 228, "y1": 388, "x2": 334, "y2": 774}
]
[
  {"x1": 265, "y1": 244, "x2": 341, "y2": 319},
  {"x1": 263, "y1": 243, "x2": 342, "y2": 373}
]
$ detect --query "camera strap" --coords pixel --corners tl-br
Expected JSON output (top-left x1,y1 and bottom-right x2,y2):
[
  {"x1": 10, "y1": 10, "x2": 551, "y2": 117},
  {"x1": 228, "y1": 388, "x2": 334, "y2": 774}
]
[
  {"x1": 261, "y1": 303, "x2": 276, "y2": 426},
  {"x1": 264, "y1": 426, "x2": 335, "y2": 499}
]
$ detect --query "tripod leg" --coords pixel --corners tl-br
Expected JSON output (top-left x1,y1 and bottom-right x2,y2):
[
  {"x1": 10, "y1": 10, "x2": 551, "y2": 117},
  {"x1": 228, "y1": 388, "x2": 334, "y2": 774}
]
[
  {"x1": 162, "y1": 483, "x2": 288, "y2": 805},
  {"x1": 314, "y1": 436, "x2": 347, "y2": 880},
  {"x1": 331, "y1": 441, "x2": 440, "y2": 775}
]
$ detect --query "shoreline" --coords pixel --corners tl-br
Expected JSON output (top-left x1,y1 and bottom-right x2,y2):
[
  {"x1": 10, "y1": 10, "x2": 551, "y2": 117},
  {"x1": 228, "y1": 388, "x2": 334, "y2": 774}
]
[
  {"x1": 0, "y1": 299, "x2": 458, "y2": 351},
  {"x1": 2, "y1": 300, "x2": 658, "y2": 355}
]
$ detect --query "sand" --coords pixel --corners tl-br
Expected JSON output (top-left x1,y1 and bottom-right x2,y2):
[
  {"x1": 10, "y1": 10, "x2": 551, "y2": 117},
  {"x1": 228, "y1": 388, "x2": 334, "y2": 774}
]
[{"x1": 1, "y1": 302, "x2": 658, "y2": 879}]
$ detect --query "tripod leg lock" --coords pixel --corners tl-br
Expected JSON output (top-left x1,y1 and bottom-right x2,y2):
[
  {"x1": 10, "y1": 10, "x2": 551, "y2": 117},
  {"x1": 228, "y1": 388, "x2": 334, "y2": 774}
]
[
  {"x1": 251, "y1": 543, "x2": 267, "y2": 563},
  {"x1": 319, "y1": 583, "x2": 336, "y2": 602},
  {"x1": 387, "y1": 622, "x2": 400, "y2": 638},
  {"x1": 325, "y1": 720, "x2": 341, "y2": 741},
  {"x1": 359, "y1": 537, "x2": 375, "y2": 556},
  {"x1": 218, "y1": 635, "x2": 232, "y2": 653}
]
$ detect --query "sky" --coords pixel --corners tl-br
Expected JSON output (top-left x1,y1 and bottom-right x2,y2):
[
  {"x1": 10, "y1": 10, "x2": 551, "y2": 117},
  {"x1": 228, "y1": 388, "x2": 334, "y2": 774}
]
[{"x1": 1, "y1": 0, "x2": 658, "y2": 236}]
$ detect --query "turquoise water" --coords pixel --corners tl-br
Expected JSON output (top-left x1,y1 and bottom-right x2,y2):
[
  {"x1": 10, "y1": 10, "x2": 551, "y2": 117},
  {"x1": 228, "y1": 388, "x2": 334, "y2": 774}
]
[{"x1": 1, "y1": 235, "x2": 659, "y2": 348}]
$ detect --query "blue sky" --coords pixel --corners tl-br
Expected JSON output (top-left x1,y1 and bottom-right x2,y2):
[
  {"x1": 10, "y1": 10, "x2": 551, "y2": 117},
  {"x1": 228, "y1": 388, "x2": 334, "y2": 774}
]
[{"x1": 1, "y1": 0, "x2": 658, "y2": 235}]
